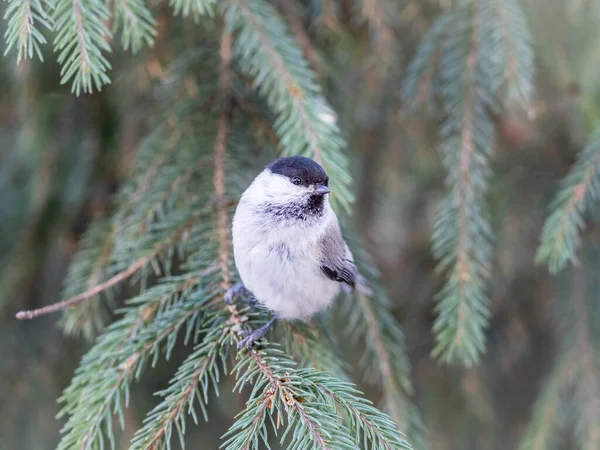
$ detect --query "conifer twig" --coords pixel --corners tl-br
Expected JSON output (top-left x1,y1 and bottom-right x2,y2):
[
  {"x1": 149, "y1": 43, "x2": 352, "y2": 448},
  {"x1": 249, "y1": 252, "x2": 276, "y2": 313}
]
[
  {"x1": 16, "y1": 214, "x2": 200, "y2": 319},
  {"x1": 215, "y1": 27, "x2": 233, "y2": 292}
]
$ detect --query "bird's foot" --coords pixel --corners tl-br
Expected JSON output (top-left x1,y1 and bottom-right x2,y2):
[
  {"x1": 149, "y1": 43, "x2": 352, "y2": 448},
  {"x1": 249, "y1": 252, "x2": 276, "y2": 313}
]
[
  {"x1": 237, "y1": 314, "x2": 279, "y2": 349},
  {"x1": 225, "y1": 282, "x2": 249, "y2": 305}
]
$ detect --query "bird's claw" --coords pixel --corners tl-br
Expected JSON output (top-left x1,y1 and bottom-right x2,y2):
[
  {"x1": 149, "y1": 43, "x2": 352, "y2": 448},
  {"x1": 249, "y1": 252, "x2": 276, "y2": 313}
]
[
  {"x1": 225, "y1": 282, "x2": 247, "y2": 305},
  {"x1": 237, "y1": 327, "x2": 269, "y2": 349},
  {"x1": 236, "y1": 314, "x2": 279, "y2": 350}
]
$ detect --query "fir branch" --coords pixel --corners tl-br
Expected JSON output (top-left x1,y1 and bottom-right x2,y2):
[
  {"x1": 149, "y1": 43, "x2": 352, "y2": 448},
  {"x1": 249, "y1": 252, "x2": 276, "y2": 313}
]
[
  {"x1": 342, "y1": 236, "x2": 427, "y2": 449},
  {"x1": 354, "y1": 0, "x2": 398, "y2": 73},
  {"x1": 16, "y1": 211, "x2": 203, "y2": 320},
  {"x1": 122, "y1": 129, "x2": 183, "y2": 212},
  {"x1": 536, "y1": 125, "x2": 600, "y2": 273},
  {"x1": 214, "y1": 27, "x2": 233, "y2": 292},
  {"x1": 571, "y1": 266, "x2": 600, "y2": 449},
  {"x1": 519, "y1": 351, "x2": 575, "y2": 450},
  {"x1": 224, "y1": 0, "x2": 354, "y2": 212},
  {"x1": 169, "y1": 0, "x2": 216, "y2": 21},
  {"x1": 58, "y1": 218, "x2": 118, "y2": 339},
  {"x1": 402, "y1": 13, "x2": 452, "y2": 110},
  {"x1": 430, "y1": 8, "x2": 495, "y2": 367},
  {"x1": 56, "y1": 274, "x2": 210, "y2": 450},
  {"x1": 280, "y1": 321, "x2": 348, "y2": 376},
  {"x1": 3, "y1": 0, "x2": 52, "y2": 62},
  {"x1": 113, "y1": 0, "x2": 156, "y2": 53},
  {"x1": 224, "y1": 344, "x2": 356, "y2": 450},
  {"x1": 53, "y1": 0, "x2": 112, "y2": 95},
  {"x1": 477, "y1": 0, "x2": 534, "y2": 104},
  {"x1": 130, "y1": 313, "x2": 229, "y2": 450},
  {"x1": 302, "y1": 370, "x2": 413, "y2": 450}
]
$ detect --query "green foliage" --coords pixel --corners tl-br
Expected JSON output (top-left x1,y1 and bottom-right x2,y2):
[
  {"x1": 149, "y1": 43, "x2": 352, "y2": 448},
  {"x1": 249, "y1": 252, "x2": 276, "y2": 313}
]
[
  {"x1": 402, "y1": 1, "x2": 534, "y2": 366},
  {"x1": 522, "y1": 247, "x2": 600, "y2": 449},
  {"x1": 169, "y1": 0, "x2": 215, "y2": 21},
  {"x1": 14, "y1": 5, "x2": 421, "y2": 448},
  {"x1": 224, "y1": 0, "x2": 353, "y2": 213},
  {"x1": 224, "y1": 343, "x2": 412, "y2": 450},
  {"x1": 58, "y1": 218, "x2": 117, "y2": 340},
  {"x1": 343, "y1": 236, "x2": 428, "y2": 449},
  {"x1": 130, "y1": 312, "x2": 230, "y2": 450},
  {"x1": 536, "y1": 125, "x2": 600, "y2": 273},
  {"x1": 57, "y1": 272, "x2": 211, "y2": 450},
  {"x1": 3, "y1": 0, "x2": 52, "y2": 62},
  {"x1": 112, "y1": 0, "x2": 156, "y2": 53},
  {"x1": 53, "y1": 0, "x2": 112, "y2": 94}
]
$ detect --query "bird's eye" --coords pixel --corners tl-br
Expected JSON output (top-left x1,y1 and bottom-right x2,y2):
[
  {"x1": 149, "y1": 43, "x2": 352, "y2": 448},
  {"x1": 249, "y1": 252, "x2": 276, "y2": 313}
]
[{"x1": 291, "y1": 177, "x2": 302, "y2": 185}]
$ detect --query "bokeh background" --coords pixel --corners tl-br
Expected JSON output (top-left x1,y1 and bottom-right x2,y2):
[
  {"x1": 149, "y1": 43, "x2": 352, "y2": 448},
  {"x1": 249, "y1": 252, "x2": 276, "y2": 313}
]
[{"x1": 2, "y1": 0, "x2": 600, "y2": 449}]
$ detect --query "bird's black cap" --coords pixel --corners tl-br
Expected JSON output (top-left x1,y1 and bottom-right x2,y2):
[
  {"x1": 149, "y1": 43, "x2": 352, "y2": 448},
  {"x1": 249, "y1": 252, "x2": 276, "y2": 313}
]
[{"x1": 267, "y1": 156, "x2": 328, "y2": 187}]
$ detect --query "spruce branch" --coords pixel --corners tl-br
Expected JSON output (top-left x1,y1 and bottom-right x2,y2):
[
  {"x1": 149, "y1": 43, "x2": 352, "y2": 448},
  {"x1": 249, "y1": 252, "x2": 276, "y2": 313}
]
[
  {"x1": 403, "y1": 3, "x2": 533, "y2": 366},
  {"x1": 402, "y1": 13, "x2": 452, "y2": 110},
  {"x1": 113, "y1": 0, "x2": 156, "y2": 53},
  {"x1": 56, "y1": 274, "x2": 208, "y2": 450},
  {"x1": 570, "y1": 266, "x2": 600, "y2": 449},
  {"x1": 519, "y1": 351, "x2": 576, "y2": 450},
  {"x1": 16, "y1": 211, "x2": 203, "y2": 320},
  {"x1": 341, "y1": 236, "x2": 427, "y2": 449},
  {"x1": 224, "y1": 344, "x2": 356, "y2": 450},
  {"x1": 302, "y1": 370, "x2": 413, "y2": 450},
  {"x1": 404, "y1": 6, "x2": 497, "y2": 367},
  {"x1": 130, "y1": 313, "x2": 230, "y2": 450},
  {"x1": 3, "y1": 0, "x2": 52, "y2": 62},
  {"x1": 354, "y1": 0, "x2": 398, "y2": 74},
  {"x1": 58, "y1": 218, "x2": 118, "y2": 339},
  {"x1": 214, "y1": 27, "x2": 234, "y2": 293},
  {"x1": 224, "y1": 0, "x2": 354, "y2": 212},
  {"x1": 536, "y1": 125, "x2": 600, "y2": 273},
  {"x1": 169, "y1": 0, "x2": 216, "y2": 21},
  {"x1": 477, "y1": 0, "x2": 534, "y2": 105},
  {"x1": 53, "y1": 0, "x2": 112, "y2": 94},
  {"x1": 281, "y1": 321, "x2": 348, "y2": 376}
]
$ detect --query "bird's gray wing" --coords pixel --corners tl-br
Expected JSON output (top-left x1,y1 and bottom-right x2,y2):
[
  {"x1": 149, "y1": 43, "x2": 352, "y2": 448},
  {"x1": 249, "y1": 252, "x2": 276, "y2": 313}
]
[{"x1": 319, "y1": 224, "x2": 357, "y2": 288}]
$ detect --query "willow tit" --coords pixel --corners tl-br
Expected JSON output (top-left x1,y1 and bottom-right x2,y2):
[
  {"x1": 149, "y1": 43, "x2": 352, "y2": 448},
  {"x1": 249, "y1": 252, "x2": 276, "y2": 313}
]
[{"x1": 228, "y1": 155, "x2": 366, "y2": 348}]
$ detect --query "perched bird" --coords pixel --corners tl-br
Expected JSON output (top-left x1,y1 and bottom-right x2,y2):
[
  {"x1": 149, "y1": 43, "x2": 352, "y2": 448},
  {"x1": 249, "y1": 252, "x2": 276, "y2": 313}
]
[{"x1": 227, "y1": 155, "x2": 367, "y2": 348}]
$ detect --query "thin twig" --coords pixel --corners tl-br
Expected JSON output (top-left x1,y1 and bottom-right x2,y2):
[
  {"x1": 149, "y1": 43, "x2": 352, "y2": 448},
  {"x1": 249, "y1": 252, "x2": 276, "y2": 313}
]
[
  {"x1": 215, "y1": 27, "x2": 233, "y2": 293},
  {"x1": 16, "y1": 215, "x2": 200, "y2": 320}
]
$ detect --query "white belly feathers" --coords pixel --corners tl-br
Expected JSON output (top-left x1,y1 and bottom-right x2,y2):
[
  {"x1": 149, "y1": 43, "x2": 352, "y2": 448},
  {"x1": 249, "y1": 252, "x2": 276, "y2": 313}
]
[{"x1": 232, "y1": 200, "x2": 341, "y2": 320}]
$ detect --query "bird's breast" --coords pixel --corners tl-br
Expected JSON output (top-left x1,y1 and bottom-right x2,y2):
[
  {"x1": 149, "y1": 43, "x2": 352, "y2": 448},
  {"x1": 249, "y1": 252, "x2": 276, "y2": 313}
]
[{"x1": 232, "y1": 208, "x2": 339, "y2": 320}]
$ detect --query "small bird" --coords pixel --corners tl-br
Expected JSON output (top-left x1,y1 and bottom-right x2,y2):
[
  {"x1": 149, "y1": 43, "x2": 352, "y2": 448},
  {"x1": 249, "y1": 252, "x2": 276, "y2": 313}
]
[{"x1": 228, "y1": 155, "x2": 367, "y2": 348}]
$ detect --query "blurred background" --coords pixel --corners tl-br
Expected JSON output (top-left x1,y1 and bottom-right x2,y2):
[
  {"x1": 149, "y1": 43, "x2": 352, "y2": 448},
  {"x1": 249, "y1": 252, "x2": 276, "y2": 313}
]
[{"x1": 2, "y1": 0, "x2": 600, "y2": 449}]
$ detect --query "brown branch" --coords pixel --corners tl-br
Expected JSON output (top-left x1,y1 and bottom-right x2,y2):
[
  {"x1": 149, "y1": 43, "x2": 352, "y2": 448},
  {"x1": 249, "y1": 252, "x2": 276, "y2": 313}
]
[
  {"x1": 215, "y1": 28, "x2": 233, "y2": 293},
  {"x1": 72, "y1": 0, "x2": 90, "y2": 73},
  {"x1": 16, "y1": 214, "x2": 200, "y2": 320},
  {"x1": 452, "y1": 33, "x2": 479, "y2": 351}
]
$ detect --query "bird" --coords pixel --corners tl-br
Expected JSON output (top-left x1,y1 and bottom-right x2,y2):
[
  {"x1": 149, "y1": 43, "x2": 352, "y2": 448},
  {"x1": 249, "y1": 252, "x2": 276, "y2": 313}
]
[{"x1": 227, "y1": 155, "x2": 368, "y2": 348}]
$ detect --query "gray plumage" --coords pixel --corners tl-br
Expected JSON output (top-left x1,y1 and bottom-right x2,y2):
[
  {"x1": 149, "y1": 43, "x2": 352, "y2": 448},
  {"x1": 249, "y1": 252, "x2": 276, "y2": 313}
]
[{"x1": 231, "y1": 156, "x2": 363, "y2": 327}]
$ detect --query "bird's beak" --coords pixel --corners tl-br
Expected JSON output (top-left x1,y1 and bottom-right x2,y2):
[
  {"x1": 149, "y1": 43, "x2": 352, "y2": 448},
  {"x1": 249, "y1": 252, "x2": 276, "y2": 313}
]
[{"x1": 314, "y1": 184, "x2": 332, "y2": 196}]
